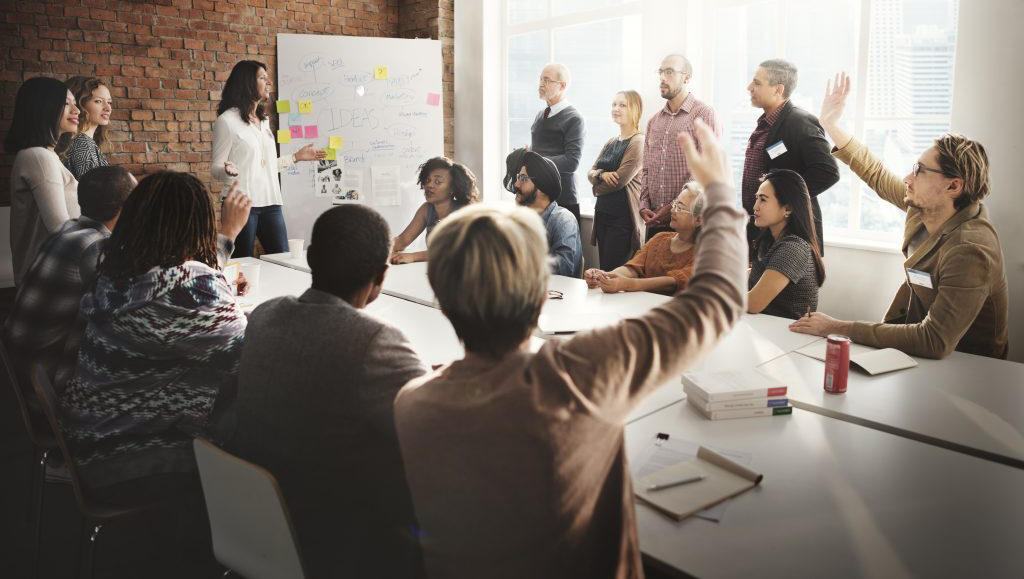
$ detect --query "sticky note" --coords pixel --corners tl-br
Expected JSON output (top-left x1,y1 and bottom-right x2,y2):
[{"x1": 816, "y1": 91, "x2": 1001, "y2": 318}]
[
  {"x1": 426, "y1": 92, "x2": 440, "y2": 106},
  {"x1": 374, "y1": 66, "x2": 388, "y2": 80},
  {"x1": 275, "y1": 100, "x2": 291, "y2": 113},
  {"x1": 304, "y1": 125, "x2": 318, "y2": 139},
  {"x1": 289, "y1": 125, "x2": 303, "y2": 139},
  {"x1": 276, "y1": 130, "x2": 291, "y2": 144},
  {"x1": 329, "y1": 135, "x2": 343, "y2": 149},
  {"x1": 298, "y1": 100, "x2": 313, "y2": 114},
  {"x1": 324, "y1": 148, "x2": 337, "y2": 161}
]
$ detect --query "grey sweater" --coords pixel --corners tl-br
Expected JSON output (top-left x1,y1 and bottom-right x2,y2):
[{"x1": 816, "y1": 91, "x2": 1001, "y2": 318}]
[{"x1": 531, "y1": 105, "x2": 585, "y2": 206}]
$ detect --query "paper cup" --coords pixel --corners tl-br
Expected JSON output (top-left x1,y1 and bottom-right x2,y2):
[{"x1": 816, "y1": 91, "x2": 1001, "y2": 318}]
[
  {"x1": 240, "y1": 262, "x2": 261, "y2": 292},
  {"x1": 288, "y1": 238, "x2": 305, "y2": 259}
]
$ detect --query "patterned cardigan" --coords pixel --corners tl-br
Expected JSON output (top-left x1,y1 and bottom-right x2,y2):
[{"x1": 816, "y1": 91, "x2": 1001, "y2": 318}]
[{"x1": 61, "y1": 261, "x2": 247, "y2": 488}]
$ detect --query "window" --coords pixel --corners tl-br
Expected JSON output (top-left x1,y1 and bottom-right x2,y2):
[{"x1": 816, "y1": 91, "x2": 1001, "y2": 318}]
[
  {"x1": 709, "y1": 0, "x2": 960, "y2": 244},
  {"x1": 504, "y1": 1, "x2": 642, "y2": 214}
]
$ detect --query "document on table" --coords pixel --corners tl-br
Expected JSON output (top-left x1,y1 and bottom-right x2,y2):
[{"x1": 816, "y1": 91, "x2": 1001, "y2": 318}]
[
  {"x1": 631, "y1": 433, "x2": 753, "y2": 522},
  {"x1": 795, "y1": 341, "x2": 917, "y2": 375}
]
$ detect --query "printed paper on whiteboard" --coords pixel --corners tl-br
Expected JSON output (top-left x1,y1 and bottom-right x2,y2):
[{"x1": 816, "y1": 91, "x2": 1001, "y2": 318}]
[
  {"x1": 333, "y1": 168, "x2": 364, "y2": 205},
  {"x1": 371, "y1": 165, "x2": 401, "y2": 207}
]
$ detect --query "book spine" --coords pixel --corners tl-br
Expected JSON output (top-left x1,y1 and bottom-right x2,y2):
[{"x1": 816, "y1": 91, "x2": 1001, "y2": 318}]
[
  {"x1": 689, "y1": 397, "x2": 789, "y2": 412},
  {"x1": 700, "y1": 405, "x2": 793, "y2": 420},
  {"x1": 681, "y1": 376, "x2": 787, "y2": 402}
]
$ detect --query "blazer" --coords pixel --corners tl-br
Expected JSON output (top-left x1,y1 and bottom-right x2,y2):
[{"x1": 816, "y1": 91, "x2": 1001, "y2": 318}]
[
  {"x1": 835, "y1": 139, "x2": 1009, "y2": 360},
  {"x1": 761, "y1": 100, "x2": 840, "y2": 253}
]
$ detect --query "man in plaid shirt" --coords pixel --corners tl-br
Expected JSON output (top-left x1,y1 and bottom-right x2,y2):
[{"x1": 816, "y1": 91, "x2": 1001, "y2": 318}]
[
  {"x1": 639, "y1": 54, "x2": 719, "y2": 240},
  {"x1": 4, "y1": 167, "x2": 136, "y2": 391}
]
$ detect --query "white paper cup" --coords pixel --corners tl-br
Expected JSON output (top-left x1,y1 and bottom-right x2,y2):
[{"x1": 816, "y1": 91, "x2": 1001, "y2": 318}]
[
  {"x1": 288, "y1": 238, "x2": 305, "y2": 259},
  {"x1": 240, "y1": 262, "x2": 261, "y2": 292}
]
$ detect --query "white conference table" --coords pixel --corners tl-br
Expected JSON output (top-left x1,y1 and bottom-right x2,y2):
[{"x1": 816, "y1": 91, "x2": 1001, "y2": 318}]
[
  {"x1": 260, "y1": 250, "x2": 308, "y2": 273},
  {"x1": 757, "y1": 350, "x2": 1024, "y2": 468},
  {"x1": 627, "y1": 401, "x2": 1024, "y2": 578}
]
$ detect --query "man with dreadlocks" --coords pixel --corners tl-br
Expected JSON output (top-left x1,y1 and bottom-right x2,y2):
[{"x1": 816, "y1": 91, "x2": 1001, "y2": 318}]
[{"x1": 60, "y1": 171, "x2": 252, "y2": 503}]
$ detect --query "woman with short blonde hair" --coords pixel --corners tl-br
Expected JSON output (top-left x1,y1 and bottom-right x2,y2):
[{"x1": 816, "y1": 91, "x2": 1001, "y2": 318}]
[{"x1": 394, "y1": 122, "x2": 749, "y2": 577}]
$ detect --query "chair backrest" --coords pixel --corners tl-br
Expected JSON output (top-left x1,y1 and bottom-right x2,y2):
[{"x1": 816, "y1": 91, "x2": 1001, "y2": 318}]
[
  {"x1": 1, "y1": 339, "x2": 56, "y2": 449},
  {"x1": 193, "y1": 437, "x2": 308, "y2": 579}
]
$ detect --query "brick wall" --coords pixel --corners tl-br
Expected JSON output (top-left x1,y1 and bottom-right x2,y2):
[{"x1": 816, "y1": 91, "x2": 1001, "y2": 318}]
[
  {"x1": 398, "y1": 0, "x2": 452, "y2": 159},
  {"x1": 0, "y1": 0, "x2": 455, "y2": 205}
]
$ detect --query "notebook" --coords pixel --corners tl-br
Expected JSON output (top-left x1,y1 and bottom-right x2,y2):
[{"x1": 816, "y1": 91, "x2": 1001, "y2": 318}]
[
  {"x1": 795, "y1": 341, "x2": 917, "y2": 375},
  {"x1": 635, "y1": 446, "x2": 764, "y2": 521}
]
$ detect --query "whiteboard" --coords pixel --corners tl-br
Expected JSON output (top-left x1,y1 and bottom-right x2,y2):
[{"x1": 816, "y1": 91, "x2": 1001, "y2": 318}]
[{"x1": 276, "y1": 33, "x2": 444, "y2": 246}]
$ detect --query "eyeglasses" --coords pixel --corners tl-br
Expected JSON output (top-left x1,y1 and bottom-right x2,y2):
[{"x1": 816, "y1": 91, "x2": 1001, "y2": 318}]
[
  {"x1": 515, "y1": 173, "x2": 532, "y2": 183},
  {"x1": 657, "y1": 68, "x2": 685, "y2": 77},
  {"x1": 670, "y1": 200, "x2": 692, "y2": 214},
  {"x1": 540, "y1": 77, "x2": 561, "y2": 85},
  {"x1": 912, "y1": 162, "x2": 945, "y2": 177},
  {"x1": 547, "y1": 290, "x2": 563, "y2": 300}
]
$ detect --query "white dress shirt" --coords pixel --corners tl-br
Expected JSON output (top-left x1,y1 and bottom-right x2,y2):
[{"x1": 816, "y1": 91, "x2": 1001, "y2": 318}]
[{"x1": 211, "y1": 108, "x2": 295, "y2": 207}]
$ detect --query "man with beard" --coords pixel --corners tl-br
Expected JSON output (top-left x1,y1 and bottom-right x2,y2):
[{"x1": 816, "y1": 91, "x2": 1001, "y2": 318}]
[
  {"x1": 513, "y1": 151, "x2": 582, "y2": 277},
  {"x1": 638, "y1": 54, "x2": 718, "y2": 240}
]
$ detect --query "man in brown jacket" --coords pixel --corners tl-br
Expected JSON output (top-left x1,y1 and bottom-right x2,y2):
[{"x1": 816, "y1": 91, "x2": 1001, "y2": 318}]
[{"x1": 789, "y1": 73, "x2": 1009, "y2": 360}]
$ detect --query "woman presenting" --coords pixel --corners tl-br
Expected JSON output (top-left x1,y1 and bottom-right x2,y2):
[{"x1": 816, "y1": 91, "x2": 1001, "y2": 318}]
[{"x1": 212, "y1": 60, "x2": 324, "y2": 257}]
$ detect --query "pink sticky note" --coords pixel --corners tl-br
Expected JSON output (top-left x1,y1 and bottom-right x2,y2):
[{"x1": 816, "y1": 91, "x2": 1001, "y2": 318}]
[
  {"x1": 426, "y1": 92, "x2": 440, "y2": 106},
  {"x1": 304, "y1": 125, "x2": 319, "y2": 139},
  {"x1": 289, "y1": 125, "x2": 303, "y2": 139}
]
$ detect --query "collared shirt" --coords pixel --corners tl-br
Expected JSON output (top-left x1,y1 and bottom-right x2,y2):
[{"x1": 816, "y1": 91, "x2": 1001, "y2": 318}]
[
  {"x1": 639, "y1": 93, "x2": 719, "y2": 217},
  {"x1": 741, "y1": 102, "x2": 788, "y2": 213},
  {"x1": 211, "y1": 108, "x2": 296, "y2": 207},
  {"x1": 4, "y1": 216, "x2": 108, "y2": 390},
  {"x1": 543, "y1": 99, "x2": 572, "y2": 118},
  {"x1": 541, "y1": 201, "x2": 582, "y2": 277}
]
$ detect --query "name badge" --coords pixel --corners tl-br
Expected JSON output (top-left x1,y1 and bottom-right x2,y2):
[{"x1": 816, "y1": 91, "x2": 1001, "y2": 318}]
[
  {"x1": 766, "y1": 140, "x2": 787, "y2": 159},
  {"x1": 906, "y1": 268, "x2": 933, "y2": 289}
]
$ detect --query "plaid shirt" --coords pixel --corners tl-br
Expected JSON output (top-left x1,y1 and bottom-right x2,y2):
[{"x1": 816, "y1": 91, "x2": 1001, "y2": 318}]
[
  {"x1": 741, "y1": 102, "x2": 787, "y2": 213},
  {"x1": 3, "y1": 220, "x2": 235, "y2": 391},
  {"x1": 638, "y1": 93, "x2": 719, "y2": 222}
]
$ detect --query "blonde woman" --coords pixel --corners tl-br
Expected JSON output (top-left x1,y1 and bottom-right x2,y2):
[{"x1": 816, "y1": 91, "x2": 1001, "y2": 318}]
[
  {"x1": 59, "y1": 76, "x2": 112, "y2": 180},
  {"x1": 587, "y1": 90, "x2": 645, "y2": 270},
  {"x1": 585, "y1": 181, "x2": 705, "y2": 295}
]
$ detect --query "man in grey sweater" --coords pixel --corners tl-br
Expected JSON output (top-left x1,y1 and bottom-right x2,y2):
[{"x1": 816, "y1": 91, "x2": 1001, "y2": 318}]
[
  {"x1": 531, "y1": 62, "x2": 585, "y2": 225},
  {"x1": 231, "y1": 205, "x2": 427, "y2": 577}
]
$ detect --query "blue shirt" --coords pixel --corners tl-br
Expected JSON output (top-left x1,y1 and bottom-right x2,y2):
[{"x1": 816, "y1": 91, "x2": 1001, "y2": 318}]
[{"x1": 541, "y1": 201, "x2": 582, "y2": 277}]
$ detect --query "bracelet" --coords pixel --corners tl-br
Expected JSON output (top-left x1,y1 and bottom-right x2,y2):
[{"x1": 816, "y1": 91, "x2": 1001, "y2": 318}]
[{"x1": 291, "y1": 152, "x2": 298, "y2": 163}]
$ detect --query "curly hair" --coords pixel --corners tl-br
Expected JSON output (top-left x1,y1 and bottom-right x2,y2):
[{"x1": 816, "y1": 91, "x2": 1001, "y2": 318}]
[
  {"x1": 58, "y1": 76, "x2": 111, "y2": 153},
  {"x1": 218, "y1": 60, "x2": 269, "y2": 123},
  {"x1": 933, "y1": 133, "x2": 990, "y2": 210},
  {"x1": 417, "y1": 156, "x2": 480, "y2": 205},
  {"x1": 99, "y1": 172, "x2": 220, "y2": 280}
]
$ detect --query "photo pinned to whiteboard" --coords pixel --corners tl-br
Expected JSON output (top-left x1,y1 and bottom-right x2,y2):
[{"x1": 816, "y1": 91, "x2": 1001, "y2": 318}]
[
  {"x1": 371, "y1": 165, "x2": 401, "y2": 207},
  {"x1": 333, "y1": 168, "x2": 364, "y2": 205},
  {"x1": 315, "y1": 158, "x2": 348, "y2": 200}
]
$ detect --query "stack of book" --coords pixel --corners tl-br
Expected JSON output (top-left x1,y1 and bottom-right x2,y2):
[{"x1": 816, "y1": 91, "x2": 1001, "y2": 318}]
[{"x1": 682, "y1": 368, "x2": 792, "y2": 420}]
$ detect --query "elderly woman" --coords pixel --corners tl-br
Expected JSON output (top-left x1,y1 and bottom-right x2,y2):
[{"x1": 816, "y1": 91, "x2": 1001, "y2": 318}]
[
  {"x1": 584, "y1": 181, "x2": 705, "y2": 295},
  {"x1": 393, "y1": 121, "x2": 747, "y2": 577}
]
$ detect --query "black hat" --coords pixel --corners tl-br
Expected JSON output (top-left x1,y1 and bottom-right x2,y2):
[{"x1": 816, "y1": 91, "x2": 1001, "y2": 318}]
[
  {"x1": 520, "y1": 151, "x2": 561, "y2": 203},
  {"x1": 503, "y1": 147, "x2": 528, "y2": 193}
]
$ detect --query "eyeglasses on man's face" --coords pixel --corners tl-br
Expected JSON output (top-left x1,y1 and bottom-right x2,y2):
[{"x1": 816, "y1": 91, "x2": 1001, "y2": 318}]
[
  {"x1": 515, "y1": 173, "x2": 532, "y2": 183},
  {"x1": 912, "y1": 161, "x2": 945, "y2": 177},
  {"x1": 658, "y1": 68, "x2": 685, "y2": 78},
  {"x1": 539, "y1": 77, "x2": 561, "y2": 85}
]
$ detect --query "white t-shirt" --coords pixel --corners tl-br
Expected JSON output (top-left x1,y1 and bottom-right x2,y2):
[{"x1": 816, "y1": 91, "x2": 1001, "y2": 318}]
[{"x1": 211, "y1": 108, "x2": 295, "y2": 207}]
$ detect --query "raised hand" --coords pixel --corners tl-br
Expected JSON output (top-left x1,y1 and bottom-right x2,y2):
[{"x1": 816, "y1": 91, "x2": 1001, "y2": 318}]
[
  {"x1": 678, "y1": 119, "x2": 731, "y2": 187},
  {"x1": 820, "y1": 73, "x2": 853, "y2": 148},
  {"x1": 294, "y1": 143, "x2": 327, "y2": 161}
]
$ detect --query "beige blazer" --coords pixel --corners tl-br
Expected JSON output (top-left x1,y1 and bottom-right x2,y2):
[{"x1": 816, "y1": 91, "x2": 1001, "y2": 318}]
[{"x1": 834, "y1": 138, "x2": 1009, "y2": 359}]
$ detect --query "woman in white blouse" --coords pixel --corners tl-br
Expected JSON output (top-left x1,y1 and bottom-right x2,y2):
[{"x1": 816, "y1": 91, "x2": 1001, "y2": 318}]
[
  {"x1": 4, "y1": 77, "x2": 81, "y2": 284},
  {"x1": 212, "y1": 60, "x2": 323, "y2": 257}
]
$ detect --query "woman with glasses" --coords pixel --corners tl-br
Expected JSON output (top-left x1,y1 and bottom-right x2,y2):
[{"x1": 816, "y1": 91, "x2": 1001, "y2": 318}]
[
  {"x1": 587, "y1": 90, "x2": 645, "y2": 271},
  {"x1": 747, "y1": 168, "x2": 825, "y2": 319},
  {"x1": 584, "y1": 181, "x2": 705, "y2": 294},
  {"x1": 212, "y1": 59, "x2": 324, "y2": 257},
  {"x1": 390, "y1": 156, "x2": 479, "y2": 264}
]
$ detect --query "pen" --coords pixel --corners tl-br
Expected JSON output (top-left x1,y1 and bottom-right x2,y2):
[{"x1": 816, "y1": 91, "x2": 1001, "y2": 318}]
[
  {"x1": 805, "y1": 306, "x2": 811, "y2": 318},
  {"x1": 646, "y1": 474, "x2": 705, "y2": 492}
]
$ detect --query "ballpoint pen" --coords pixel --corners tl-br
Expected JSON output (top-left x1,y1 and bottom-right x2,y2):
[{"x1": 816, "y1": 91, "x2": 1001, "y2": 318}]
[{"x1": 646, "y1": 474, "x2": 705, "y2": 492}]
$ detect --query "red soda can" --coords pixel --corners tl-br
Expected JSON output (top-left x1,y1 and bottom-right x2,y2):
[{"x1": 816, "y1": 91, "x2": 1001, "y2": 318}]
[{"x1": 823, "y1": 334, "x2": 850, "y2": 394}]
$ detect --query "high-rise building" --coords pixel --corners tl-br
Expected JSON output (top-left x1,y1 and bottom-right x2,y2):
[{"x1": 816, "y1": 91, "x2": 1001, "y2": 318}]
[{"x1": 893, "y1": 25, "x2": 956, "y2": 152}]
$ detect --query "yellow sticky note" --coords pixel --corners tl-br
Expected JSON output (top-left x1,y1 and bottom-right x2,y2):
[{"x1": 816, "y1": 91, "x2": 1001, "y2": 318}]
[
  {"x1": 275, "y1": 100, "x2": 291, "y2": 113},
  {"x1": 324, "y1": 148, "x2": 337, "y2": 161},
  {"x1": 374, "y1": 66, "x2": 388, "y2": 80},
  {"x1": 298, "y1": 100, "x2": 313, "y2": 114},
  {"x1": 329, "y1": 135, "x2": 343, "y2": 149},
  {"x1": 276, "y1": 129, "x2": 291, "y2": 144}
]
